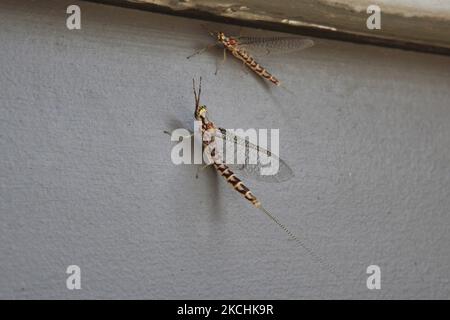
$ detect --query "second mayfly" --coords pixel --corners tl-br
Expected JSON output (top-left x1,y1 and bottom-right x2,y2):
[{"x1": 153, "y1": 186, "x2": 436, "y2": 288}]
[
  {"x1": 187, "y1": 29, "x2": 314, "y2": 86},
  {"x1": 166, "y1": 78, "x2": 338, "y2": 277}
]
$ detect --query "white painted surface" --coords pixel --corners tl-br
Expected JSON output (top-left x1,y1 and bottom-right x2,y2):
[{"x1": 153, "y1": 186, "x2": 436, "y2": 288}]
[{"x1": 1, "y1": 0, "x2": 450, "y2": 299}]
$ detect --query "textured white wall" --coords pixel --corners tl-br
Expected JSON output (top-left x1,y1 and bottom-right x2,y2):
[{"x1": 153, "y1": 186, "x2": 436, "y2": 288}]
[{"x1": 1, "y1": 0, "x2": 449, "y2": 299}]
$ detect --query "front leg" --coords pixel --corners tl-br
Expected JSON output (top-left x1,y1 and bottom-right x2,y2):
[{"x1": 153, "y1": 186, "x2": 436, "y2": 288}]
[
  {"x1": 187, "y1": 43, "x2": 218, "y2": 59},
  {"x1": 215, "y1": 48, "x2": 227, "y2": 75},
  {"x1": 163, "y1": 130, "x2": 193, "y2": 140}
]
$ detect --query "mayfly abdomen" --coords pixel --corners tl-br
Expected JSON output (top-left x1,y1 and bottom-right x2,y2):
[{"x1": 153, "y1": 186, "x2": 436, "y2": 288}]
[
  {"x1": 235, "y1": 47, "x2": 280, "y2": 86},
  {"x1": 221, "y1": 38, "x2": 281, "y2": 86},
  {"x1": 214, "y1": 162, "x2": 261, "y2": 207}
]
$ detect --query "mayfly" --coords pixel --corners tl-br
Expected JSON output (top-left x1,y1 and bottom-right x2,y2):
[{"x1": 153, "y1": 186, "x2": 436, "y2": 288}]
[
  {"x1": 187, "y1": 29, "x2": 314, "y2": 86},
  {"x1": 166, "y1": 78, "x2": 338, "y2": 276}
]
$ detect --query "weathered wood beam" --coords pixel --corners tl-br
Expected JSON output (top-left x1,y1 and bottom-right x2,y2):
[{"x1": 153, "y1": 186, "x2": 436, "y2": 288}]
[{"x1": 84, "y1": 0, "x2": 450, "y2": 56}]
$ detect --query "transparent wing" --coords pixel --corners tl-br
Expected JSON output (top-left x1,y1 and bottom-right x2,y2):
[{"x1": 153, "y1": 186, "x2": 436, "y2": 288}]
[
  {"x1": 213, "y1": 127, "x2": 294, "y2": 183},
  {"x1": 236, "y1": 36, "x2": 314, "y2": 56}
]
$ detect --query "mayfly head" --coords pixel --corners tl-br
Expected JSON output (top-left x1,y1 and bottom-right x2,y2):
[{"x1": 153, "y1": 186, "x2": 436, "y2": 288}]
[
  {"x1": 195, "y1": 105, "x2": 208, "y2": 120},
  {"x1": 192, "y1": 77, "x2": 208, "y2": 120},
  {"x1": 215, "y1": 31, "x2": 226, "y2": 42},
  {"x1": 208, "y1": 31, "x2": 227, "y2": 45}
]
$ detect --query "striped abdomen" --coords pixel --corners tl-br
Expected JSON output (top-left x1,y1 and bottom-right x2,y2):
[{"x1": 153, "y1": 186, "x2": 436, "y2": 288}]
[
  {"x1": 224, "y1": 43, "x2": 280, "y2": 86},
  {"x1": 201, "y1": 125, "x2": 259, "y2": 208},
  {"x1": 214, "y1": 162, "x2": 261, "y2": 208}
]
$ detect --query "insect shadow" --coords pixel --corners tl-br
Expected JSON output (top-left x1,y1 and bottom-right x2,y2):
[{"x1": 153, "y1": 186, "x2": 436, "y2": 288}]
[{"x1": 163, "y1": 116, "x2": 224, "y2": 219}]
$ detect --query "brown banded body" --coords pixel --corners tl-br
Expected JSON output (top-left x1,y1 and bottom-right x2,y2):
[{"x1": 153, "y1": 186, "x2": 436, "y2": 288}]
[
  {"x1": 185, "y1": 78, "x2": 339, "y2": 277},
  {"x1": 217, "y1": 32, "x2": 280, "y2": 86},
  {"x1": 214, "y1": 162, "x2": 261, "y2": 208}
]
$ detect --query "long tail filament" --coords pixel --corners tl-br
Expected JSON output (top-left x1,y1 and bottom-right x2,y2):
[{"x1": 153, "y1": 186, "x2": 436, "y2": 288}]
[{"x1": 257, "y1": 204, "x2": 340, "y2": 278}]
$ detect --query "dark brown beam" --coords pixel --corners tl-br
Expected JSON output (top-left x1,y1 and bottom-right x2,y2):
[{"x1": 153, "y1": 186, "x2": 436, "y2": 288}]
[{"x1": 83, "y1": 0, "x2": 450, "y2": 56}]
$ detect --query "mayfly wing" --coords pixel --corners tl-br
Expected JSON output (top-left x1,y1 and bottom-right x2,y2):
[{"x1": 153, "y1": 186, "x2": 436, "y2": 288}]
[
  {"x1": 236, "y1": 36, "x2": 314, "y2": 56},
  {"x1": 214, "y1": 127, "x2": 294, "y2": 183}
]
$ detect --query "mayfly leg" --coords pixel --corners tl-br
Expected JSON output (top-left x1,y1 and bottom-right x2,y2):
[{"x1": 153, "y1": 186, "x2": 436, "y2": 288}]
[
  {"x1": 215, "y1": 49, "x2": 227, "y2": 75},
  {"x1": 187, "y1": 43, "x2": 218, "y2": 59},
  {"x1": 163, "y1": 130, "x2": 194, "y2": 140}
]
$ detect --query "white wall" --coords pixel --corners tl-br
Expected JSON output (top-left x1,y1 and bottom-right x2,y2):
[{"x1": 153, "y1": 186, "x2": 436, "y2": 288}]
[{"x1": 1, "y1": 0, "x2": 449, "y2": 299}]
